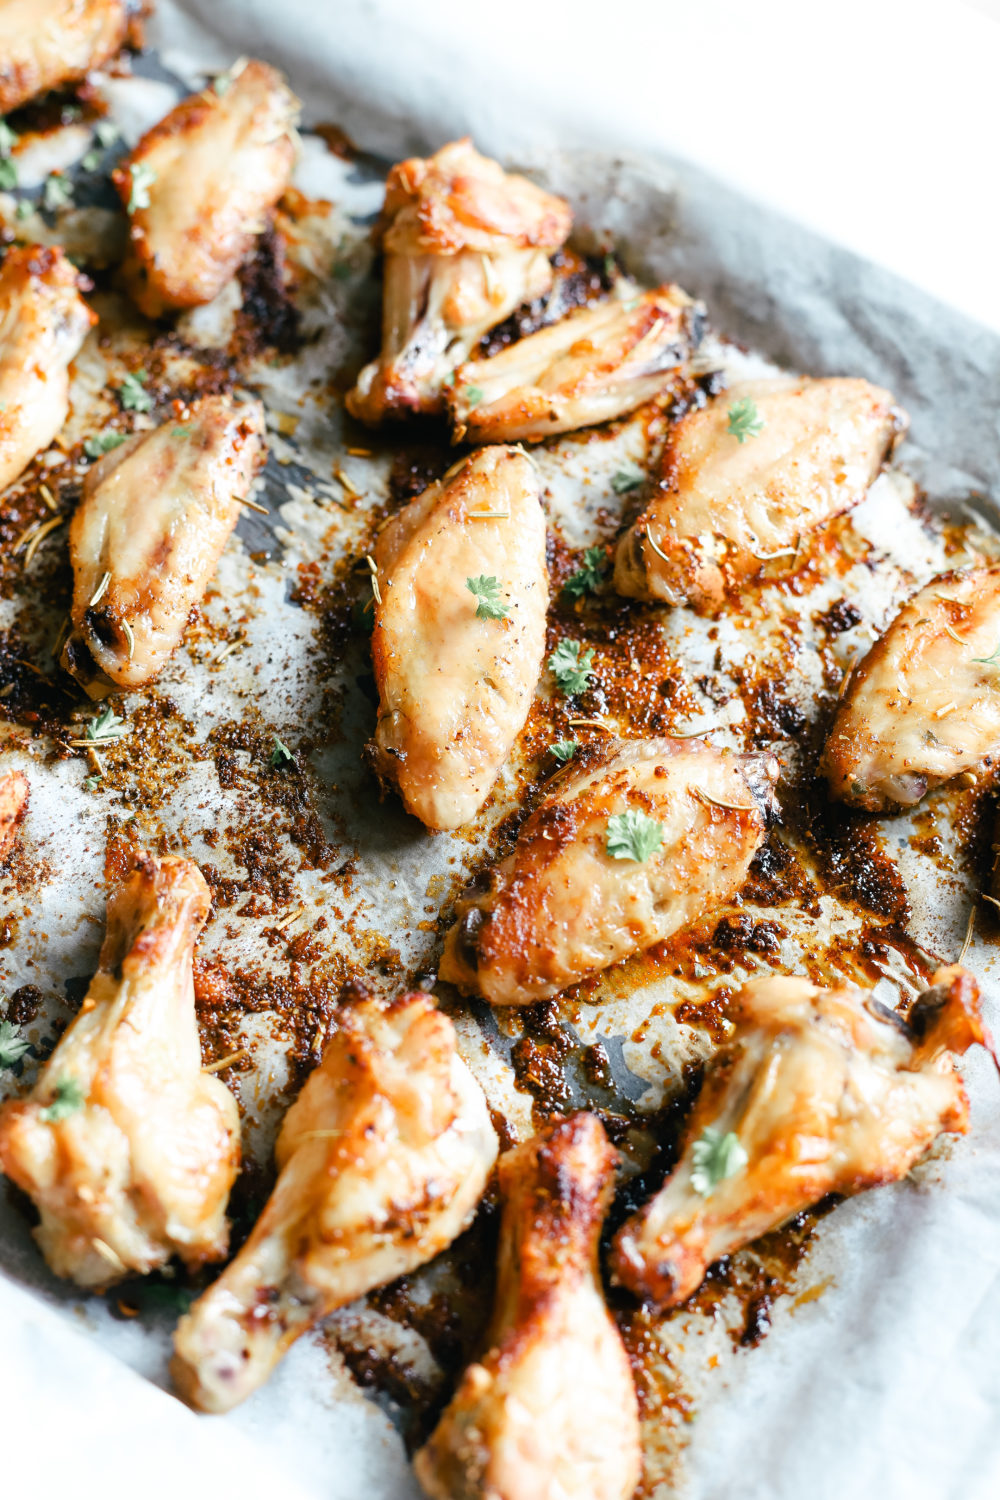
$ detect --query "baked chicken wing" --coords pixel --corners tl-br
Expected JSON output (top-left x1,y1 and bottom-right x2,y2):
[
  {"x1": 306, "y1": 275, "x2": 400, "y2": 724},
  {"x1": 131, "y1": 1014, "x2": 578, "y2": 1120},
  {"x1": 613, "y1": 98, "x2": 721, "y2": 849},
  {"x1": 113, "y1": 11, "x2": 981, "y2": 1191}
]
[
  {"x1": 0, "y1": 0, "x2": 129, "y2": 114},
  {"x1": 447, "y1": 284, "x2": 701, "y2": 444},
  {"x1": 822, "y1": 565, "x2": 1000, "y2": 811},
  {"x1": 614, "y1": 376, "x2": 904, "y2": 613},
  {"x1": 415, "y1": 1112, "x2": 640, "y2": 1500},
  {"x1": 612, "y1": 965, "x2": 994, "y2": 1308},
  {"x1": 0, "y1": 769, "x2": 28, "y2": 858},
  {"x1": 346, "y1": 139, "x2": 571, "y2": 424},
  {"x1": 114, "y1": 59, "x2": 300, "y2": 318},
  {"x1": 0, "y1": 245, "x2": 95, "y2": 495},
  {"x1": 0, "y1": 853, "x2": 240, "y2": 1289},
  {"x1": 62, "y1": 394, "x2": 266, "y2": 694},
  {"x1": 171, "y1": 993, "x2": 498, "y2": 1414},
  {"x1": 440, "y1": 736, "x2": 779, "y2": 1006},
  {"x1": 368, "y1": 446, "x2": 548, "y2": 831}
]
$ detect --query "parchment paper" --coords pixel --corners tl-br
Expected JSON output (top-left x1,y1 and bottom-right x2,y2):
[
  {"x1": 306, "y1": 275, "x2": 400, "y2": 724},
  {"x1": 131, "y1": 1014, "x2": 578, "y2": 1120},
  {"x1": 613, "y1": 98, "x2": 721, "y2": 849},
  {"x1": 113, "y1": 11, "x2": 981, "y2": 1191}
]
[{"x1": 2, "y1": 5, "x2": 1000, "y2": 1499}]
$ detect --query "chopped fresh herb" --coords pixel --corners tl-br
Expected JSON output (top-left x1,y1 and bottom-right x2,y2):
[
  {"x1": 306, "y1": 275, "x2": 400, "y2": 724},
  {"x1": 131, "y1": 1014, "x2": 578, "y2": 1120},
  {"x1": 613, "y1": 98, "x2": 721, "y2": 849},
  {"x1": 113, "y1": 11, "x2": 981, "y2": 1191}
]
[
  {"x1": 118, "y1": 371, "x2": 152, "y2": 413},
  {"x1": 95, "y1": 120, "x2": 119, "y2": 148},
  {"x1": 549, "y1": 639, "x2": 595, "y2": 695},
  {"x1": 972, "y1": 641, "x2": 1000, "y2": 664},
  {"x1": 81, "y1": 148, "x2": 102, "y2": 172},
  {"x1": 563, "y1": 546, "x2": 608, "y2": 599},
  {"x1": 39, "y1": 1076, "x2": 85, "y2": 1123},
  {"x1": 172, "y1": 425, "x2": 193, "y2": 438},
  {"x1": 83, "y1": 775, "x2": 102, "y2": 792},
  {"x1": 611, "y1": 464, "x2": 644, "y2": 494},
  {"x1": 603, "y1": 252, "x2": 616, "y2": 280},
  {"x1": 15, "y1": 199, "x2": 30, "y2": 221},
  {"x1": 42, "y1": 173, "x2": 72, "y2": 212},
  {"x1": 127, "y1": 162, "x2": 156, "y2": 213},
  {"x1": 690, "y1": 1126, "x2": 748, "y2": 1196},
  {"x1": 443, "y1": 370, "x2": 457, "y2": 387},
  {"x1": 0, "y1": 158, "x2": 17, "y2": 191},
  {"x1": 550, "y1": 739, "x2": 578, "y2": 764},
  {"x1": 0, "y1": 120, "x2": 17, "y2": 157},
  {"x1": 268, "y1": 737, "x2": 294, "y2": 770},
  {"x1": 727, "y1": 397, "x2": 765, "y2": 444},
  {"x1": 463, "y1": 384, "x2": 484, "y2": 407},
  {"x1": 132, "y1": 1280, "x2": 195, "y2": 1315},
  {"x1": 86, "y1": 705, "x2": 125, "y2": 743},
  {"x1": 466, "y1": 574, "x2": 509, "y2": 620},
  {"x1": 332, "y1": 261, "x2": 353, "y2": 280},
  {"x1": 0, "y1": 1019, "x2": 30, "y2": 1068},
  {"x1": 83, "y1": 431, "x2": 126, "y2": 458},
  {"x1": 605, "y1": 808, "x2": 663, "y2": 863}
]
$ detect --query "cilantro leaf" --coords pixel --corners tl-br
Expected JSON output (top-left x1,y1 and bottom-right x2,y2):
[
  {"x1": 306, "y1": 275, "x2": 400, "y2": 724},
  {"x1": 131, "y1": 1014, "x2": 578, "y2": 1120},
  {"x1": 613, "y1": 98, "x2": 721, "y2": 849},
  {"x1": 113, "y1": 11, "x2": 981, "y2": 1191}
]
[
  {"x1": 727, "y1": 398, "x2": 764, "y2": 444},
  {"x1": 40, "y1": 1076, "x2": 85, "y2": 1123},
  {"x1": 466, "y1": 575, "x2": 509, "y2": 620},
  {"x1": 118, "y1": 372, "x2": 152, "y2": 413},
  {"x1": 0, "y1": 158, "x2": 17, "y2": 191},
  {"x1": 605, "y1": 808, "x2": 663, "y2": 863},
  {"x1": 550, "y1": 739, "x2": 578, "y2": 764},
  {"x1": 268, "y1": 736, "x2": 294, "y2": 770},
  {"x1": 83, "y1": 432, "x2": 127, "y2": 459},
  {"x1": 611, "y1": 464, "x2": 644, "y2": 494},
  {"x1": 549, "y1": 639, "x2": 595, "y2": 695},
  {"x1": 690, "y1": 1126, "x2": 748, "y2": 1196},
  {"x1": 127, "y1": 162, "x2": 156, "y2": 213},
  {"x1": 0, "y1": 1019, "x2": 30, "y2": 1068},
  {"x1": 463, "y1": 384, "x2": 484, "y2": 407},
  {"x1": 563, "y1": 546, "x2": 608, "y2": 600},
  {"x1": 42, "y1": 174, "x2": 72, "y2": 212}
]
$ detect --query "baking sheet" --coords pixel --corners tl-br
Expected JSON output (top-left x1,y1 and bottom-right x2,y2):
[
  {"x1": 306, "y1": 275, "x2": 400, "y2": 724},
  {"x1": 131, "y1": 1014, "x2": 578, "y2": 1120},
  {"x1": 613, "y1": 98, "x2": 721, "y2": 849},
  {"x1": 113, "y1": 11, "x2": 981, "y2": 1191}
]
[{"x1": 2, "y1": 5, "x2": 1000, "y2": 1498}]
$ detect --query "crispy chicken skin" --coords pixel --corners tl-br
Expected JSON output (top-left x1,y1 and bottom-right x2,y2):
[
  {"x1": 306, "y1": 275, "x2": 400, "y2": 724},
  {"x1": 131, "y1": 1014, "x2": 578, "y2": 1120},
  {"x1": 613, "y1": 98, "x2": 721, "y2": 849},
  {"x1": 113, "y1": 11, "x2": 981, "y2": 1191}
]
[
  {"x1": 614, "y1": 376, "x2": 905, "y2": 614},
  {"x1": 822, "y1": 566, "x2": 1000, "y2": 811},
  {"x1": 368, "y1": 447, "x2": 548, "y2": 831},
  {"x1": 415, "y1": 1113, "x2": 641, "y2": 1500},
  {"x1": 114, "y1": 59, "x2": 300, "y2": 318},
  {"x1": 62, "y1": 394, "x2": 266, "y2": 695},
  {"x1": 346, "y1": 139, "x2": 571, "y2": 424},
  {"x1": 171, "y1": 993, "x2": 498, "y2": 1414},
  {"x1": 612, "y1": 965, "x2": 993, "y2": 1309},
  {"x1": 440, "y1": 736, "x2": 779, "y2": 1006},
  {"x1": 448, "y1": 284, "x2": 701, "y2": 445},
  {"x1": 0, "y1": 245, "x2": 96, "y2": 495},
  {"x1": 0, "y1": 770, "x2": 28, "y2": 859},
  {"x1": 0, "y1": 853, "x2": 240, "y2": 1289},
  {"x1": 0, "y1": 0, "x2": 130, "y2": 114}
]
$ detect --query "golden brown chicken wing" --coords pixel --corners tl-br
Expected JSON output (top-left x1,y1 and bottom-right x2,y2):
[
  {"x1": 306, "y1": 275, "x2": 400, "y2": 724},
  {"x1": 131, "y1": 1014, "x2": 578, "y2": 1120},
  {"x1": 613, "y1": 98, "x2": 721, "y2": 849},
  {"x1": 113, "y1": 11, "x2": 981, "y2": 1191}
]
[
  {"x1": 171, "y1": 992, "x2": 498, "y2": 1415},
  {"x1": 612, "y1": 965, "x2": 994, "y2": 1308},
  {"x1": 368, "y1": 446, "x2": 548, "y2": 831},
  {"x1": 822, "y1": 565, "x2": 1000, "y2": 811},
  {"x1": 614, "y1": 376, "x2": 904, "y2": 614},
  {"x1": 447, "y1": 284, "x2": 701, "y2": 444},
  {"x1": 62, "y1": 394, "x2": 266, "y2": 694},
  {"x1": 346, "y1": 139, "x2": 571, "y2": 424},
  {"x1": 440, "y1": 736, "x2": 778, "y2": 1006},
  {"x1": 0, "y1": 245, "x2": 95, "y2": 495},
  {"x1": 114, "y1": 59, "x2": 300, "y2": 318},
  {"x1": 0, "y1": 769, "x2": 28, "y2": 859},
  {"x1": 414, "y1": 1112, "x2": 641, "y2": 1500},
  {"x1": 0, "y1": 852, "x2": 240, "y2": 1289},
  {"x1": 0, "y1": 0, "x2": 130, "y2": 115}
]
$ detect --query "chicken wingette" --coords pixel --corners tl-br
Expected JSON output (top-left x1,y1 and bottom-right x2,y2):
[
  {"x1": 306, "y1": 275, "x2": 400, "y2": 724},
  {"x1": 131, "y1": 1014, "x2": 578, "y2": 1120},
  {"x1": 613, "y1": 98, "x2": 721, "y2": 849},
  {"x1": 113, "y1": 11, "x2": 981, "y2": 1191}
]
[
  {"x1": 0, "y1": 0, "x2": 130, "y2": 114},
  {"x1": 447, "y1": 284, "x2": 701, "y2": 444},
  {"x1": 0, "y1": 853, "x2": 240, "y2": 1289},
  {"x1": 368, "y1": 446, "x2": 548, "y2": 831},
  {"x1": 440, "y1": 736, "x2": 779, "y2": 1005},
  {"x1": 612, "y1": 965, "x2": 994, "y2": 1308},
  {"x1": 415, "y1": 1113, "x2": 641, "y2": 1500},
  {"x1": 62, "y1": 394, "x2": 266, "y2": 695},
  {"x1": 171, "y1": 993, "x2": 498, "y2": 1414},
  {"x1": 114, "y1": 59, "x2": 300, "y2": 318},
  {"x1": 614, "y1": 376, "x2": 904, "y2": 613},
  {"x1": 346, "y1": 138, "x2": 571, "y2": 424},
  {"x1": 822, "y1": 565, "x2": 1000, "y2": 811},
  {"x1": 0, "y1": 245, "x2": 95, "y2": 495}
]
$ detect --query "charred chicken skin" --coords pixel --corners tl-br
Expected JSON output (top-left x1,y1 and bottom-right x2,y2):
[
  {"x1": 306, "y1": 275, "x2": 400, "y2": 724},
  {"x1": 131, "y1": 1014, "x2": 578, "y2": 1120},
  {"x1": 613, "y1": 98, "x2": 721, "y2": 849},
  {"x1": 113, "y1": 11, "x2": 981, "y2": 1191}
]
[
  {"x1": 448, "y1": 283, "x2": 702, "y2": 444},
  {"x1": 0, "y1": 853, "x2": 240, "y2": 1290},
  {"x1": 614, "y1": 376, "x2": 905, "y2": 614},
  {"x1": 0, "y1": 245, "x2": 95, "y2": 495},
  {"x1": 62, "y1": 394, "x2": 266, "y2": 694},
  {"x1": 346, "y1": 138, "x2": 571, "y2": 424},
  {"x1": 0, "y1": 769, "x2": 28, "y2": 858},
  {"x1": 612, "y1": 966, "x2": 994, "y2": 1308},
  {"x1": 114, "y1": 59, "x2": 300, "y2": 318},
  {"x1": 440, "y1": 736, "x2": 779, "y2": 1006},
  {"x1": 171, "y1": 993, "x2": 498, "y2": 1414},
  {"x1": 368, "y1": 446, "x2": 548, "y2": 831},
  {"x1": 0, "y1": 0, "x2": 130, "y2": 114},
  {"x1": 415, "y1": 1112, "x2": 641, "y2": 1500},
  {"x1": 822, "y1": 565, "x2": 1000, "y2": 811}
]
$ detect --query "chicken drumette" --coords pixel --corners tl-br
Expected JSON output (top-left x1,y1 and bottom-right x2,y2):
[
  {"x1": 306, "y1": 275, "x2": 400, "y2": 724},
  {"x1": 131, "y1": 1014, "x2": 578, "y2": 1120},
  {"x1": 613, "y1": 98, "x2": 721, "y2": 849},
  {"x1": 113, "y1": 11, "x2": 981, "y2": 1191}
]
[
  {"x1": 172, "y1": 993, "x2": 498, "y2": 1414},
  {"x1": 415, "y1": 1112, "x2": 641, "y2": 1500},
  {"x1": 612, "y1": 965, "x2": 995, "y2": 1307},
  {"x1": 0, "y1": 853, "x2": 240, "y2": 1289}
]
